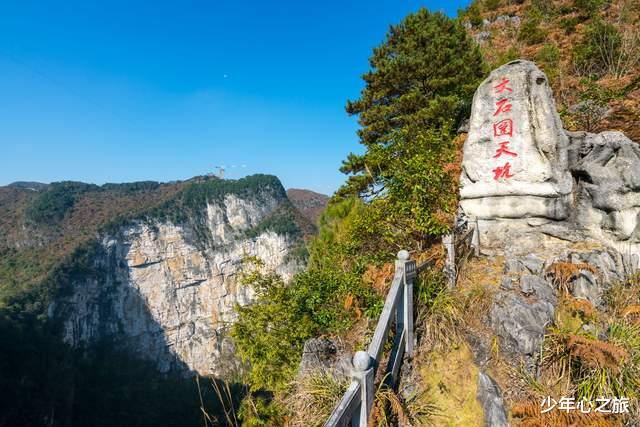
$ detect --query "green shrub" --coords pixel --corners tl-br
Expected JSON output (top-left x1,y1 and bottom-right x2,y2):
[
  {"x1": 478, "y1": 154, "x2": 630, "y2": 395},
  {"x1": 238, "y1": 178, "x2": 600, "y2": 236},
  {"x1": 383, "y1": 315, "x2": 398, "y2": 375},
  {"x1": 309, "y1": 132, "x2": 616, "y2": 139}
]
[
  {"x1": 244, "y1": 205, "x2": 301, "y2": 239},
  {"x1": 559, "y1": 16, "x2": 580, "y2": 34},
  {"x1": 101, "y1": 181, "x2": 160, "y2": 193},
  {"x1": 26, "y1": 181, "x2": 99, "y2": 225},
  {"x1": 531, "y1": 0, "x2": 557, "y2": 18},
  {"x1": 572, "y1": 18, "x2": 639, "y2": 78},
  {"x1": 238, "y1": 393, "x2": 286, "y2": 426},
  {"x1": 518, "y1": 9, "x2": 548, "y2": 45},
  {"x1": 573, "y1": 0, "x2": 604, "y2": 17},
  {"x1": 231, "y1": 263, "x2": 380, "y2": 392},
  {"x1": 483, "y1": 0, "x2": 501, "y2": 12},
  {"x1": 565, "y1": 78, "x2": 613, "y2": 131},
  {"x1": 536, "y1": 43, "x2": 561, "y2": 81},
  {"x1": 307, "y1": 197, "x2": 372, "y2": 271},
  {"x1": 464, "y1": 3, "x2": 484, "y2": 28}
]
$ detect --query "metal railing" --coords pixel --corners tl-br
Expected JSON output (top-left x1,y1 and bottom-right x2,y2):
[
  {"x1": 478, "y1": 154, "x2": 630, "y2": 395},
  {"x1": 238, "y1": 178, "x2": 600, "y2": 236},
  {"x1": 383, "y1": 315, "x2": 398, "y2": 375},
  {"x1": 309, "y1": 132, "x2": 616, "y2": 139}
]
[
  {"x1": 324, "y1": 219, "x2": 479, "y2": 427},
  {"x1": 443, "y1": 216, "x2": 480, "y2": 287},
  {"x1": 324, "y1": 250, "x2": 420, "y2": 427}
]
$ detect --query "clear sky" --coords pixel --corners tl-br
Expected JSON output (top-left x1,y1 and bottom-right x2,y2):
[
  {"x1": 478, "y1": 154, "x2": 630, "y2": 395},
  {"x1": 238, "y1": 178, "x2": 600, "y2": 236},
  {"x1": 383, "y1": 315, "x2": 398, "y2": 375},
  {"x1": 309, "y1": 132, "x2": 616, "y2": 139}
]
[{"x1": 0, "y1": 0, "x2": 469, "y2": 194}]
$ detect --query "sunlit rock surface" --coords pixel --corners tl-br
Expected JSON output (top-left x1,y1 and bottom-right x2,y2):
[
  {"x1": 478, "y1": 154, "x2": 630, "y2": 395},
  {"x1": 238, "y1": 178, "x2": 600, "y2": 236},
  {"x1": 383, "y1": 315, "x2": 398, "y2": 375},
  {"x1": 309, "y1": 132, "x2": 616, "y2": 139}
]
[
  {"x1": 53, "y1": 190, "x2": 303, "y2": 377},
  {"x1": 461, "y1": 60, "x2": 572, "y2": 220},
  {"x1": 460, "y1": 60, "x2": 640, "y2": 260}
]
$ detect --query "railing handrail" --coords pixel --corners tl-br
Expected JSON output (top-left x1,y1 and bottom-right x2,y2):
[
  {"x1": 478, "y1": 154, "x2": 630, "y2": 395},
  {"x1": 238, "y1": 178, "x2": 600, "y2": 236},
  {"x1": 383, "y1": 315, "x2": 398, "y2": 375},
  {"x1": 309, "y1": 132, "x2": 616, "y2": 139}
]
[
  {"x1": 367, "y1": 266, "x2": 405, "y2": 363},
  {"x1": 324, "y1": 250, "x2": 415, "y2": 427},
  {"x1": 324, "y1": 219, "x2": 479, "y2": 427}
]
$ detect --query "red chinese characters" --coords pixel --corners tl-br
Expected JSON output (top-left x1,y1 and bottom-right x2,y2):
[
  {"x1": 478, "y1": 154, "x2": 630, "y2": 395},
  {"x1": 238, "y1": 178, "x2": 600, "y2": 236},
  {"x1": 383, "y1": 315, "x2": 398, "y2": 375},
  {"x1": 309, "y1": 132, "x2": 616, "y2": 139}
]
[
  {"x1": 493, "y1": 98, "x2": 512, "y2": 116},
  {"x1": 493, "y1": 119, "x2": 513, "y2": 137},
  {"x1": 494, "y1": 78, "x2": 513, "y2": 94},
  {"x1": 492, "y1": 162, "x2": 514, "y2": 180},
  {"x1": 493, "y1": 141, "x2": 517, "y2": 158},
  {"x1": 490, "y1": 77, "x2": 518, "y2": 180}
]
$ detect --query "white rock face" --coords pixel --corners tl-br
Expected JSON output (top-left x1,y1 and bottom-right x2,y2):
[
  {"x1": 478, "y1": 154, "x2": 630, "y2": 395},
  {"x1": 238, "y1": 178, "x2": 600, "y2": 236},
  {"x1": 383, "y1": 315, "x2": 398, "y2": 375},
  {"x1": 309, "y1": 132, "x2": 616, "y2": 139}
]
[
  {"x1": 460, "y1": 60, "x2": 573, "y2": 220},
  {"x1": 568, "y1": 130, "x2": 640, "y2": 246},
  {"x1": 55, "y1": 192, "x2": 302, "y2": 377},
  {"x1": 459, "y1": 60, "x2": 640, "y2": 260}
]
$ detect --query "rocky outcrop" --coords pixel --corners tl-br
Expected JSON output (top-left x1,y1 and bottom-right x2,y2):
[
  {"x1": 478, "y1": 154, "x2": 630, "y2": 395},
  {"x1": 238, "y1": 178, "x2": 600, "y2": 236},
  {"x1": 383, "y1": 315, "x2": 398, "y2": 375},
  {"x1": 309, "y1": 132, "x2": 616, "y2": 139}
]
[
  {"x1": 460, "y1": 60, "x2": 640, "y2": 261},
  {"x1": 477, "y1": 372, "x2": 510, "y2": 427},
  {"x1": 568, "y1": 130, "x2": 640, "y2": 248},
  {"x1": 491, "y1": 264, "x2": 556, "y2": 371},
  {"x1": 461, "y1": 60, "x2": 573, "y2": 221},
  {"x1": 458, "y1": 60, "x2": 640, "y2": 424},
  {"x1": 298, "y1": 337, "x2": 351, "y2": 379},
  {"x1": 51, "y1": 179, "x2": 304, "y2": 377}
]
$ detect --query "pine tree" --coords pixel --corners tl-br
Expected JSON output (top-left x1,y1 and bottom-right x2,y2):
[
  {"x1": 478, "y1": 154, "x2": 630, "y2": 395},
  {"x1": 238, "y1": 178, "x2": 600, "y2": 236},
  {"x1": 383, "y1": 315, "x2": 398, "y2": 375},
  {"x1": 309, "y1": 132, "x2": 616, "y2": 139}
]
[{"x1": 340, "y1": 8, "x2": 485, "y2": 198}]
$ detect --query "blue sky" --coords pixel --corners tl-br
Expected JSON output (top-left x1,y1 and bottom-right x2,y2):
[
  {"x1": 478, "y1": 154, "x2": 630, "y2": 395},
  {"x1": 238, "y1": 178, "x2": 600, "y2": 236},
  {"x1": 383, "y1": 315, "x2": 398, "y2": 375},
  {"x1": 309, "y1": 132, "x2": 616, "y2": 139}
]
[{"x1": 0, "y1": 0, "x2": 469, "y2": 194}]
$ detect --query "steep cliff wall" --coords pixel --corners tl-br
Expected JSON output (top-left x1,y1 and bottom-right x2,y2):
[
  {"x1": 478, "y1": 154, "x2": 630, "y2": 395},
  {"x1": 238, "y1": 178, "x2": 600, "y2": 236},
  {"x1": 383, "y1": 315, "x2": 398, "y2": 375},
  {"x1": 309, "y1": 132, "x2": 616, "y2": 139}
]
[{"x1": 49, "y1": 175, "x2": 304, "y2": 377}]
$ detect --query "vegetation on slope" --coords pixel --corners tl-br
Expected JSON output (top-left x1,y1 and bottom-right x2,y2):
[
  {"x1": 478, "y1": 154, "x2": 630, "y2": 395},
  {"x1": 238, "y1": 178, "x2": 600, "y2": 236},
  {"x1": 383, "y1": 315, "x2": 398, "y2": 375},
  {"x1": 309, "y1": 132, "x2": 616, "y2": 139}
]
[
  {"x1": 230, "y1": 1, "x2": 640, "y2": 425},
  {"x1": 460, "y1": 0, "x2": 640, "y2": 139},
  {"x1": 0, "y1": 174, "x2": 304, "y2": 426},
  {"x1": 286, "y1": 188, "x2": 330, "y2": 225},
  {"x1": 229, "y1": 8, "x2": 487, "y2": 426}
]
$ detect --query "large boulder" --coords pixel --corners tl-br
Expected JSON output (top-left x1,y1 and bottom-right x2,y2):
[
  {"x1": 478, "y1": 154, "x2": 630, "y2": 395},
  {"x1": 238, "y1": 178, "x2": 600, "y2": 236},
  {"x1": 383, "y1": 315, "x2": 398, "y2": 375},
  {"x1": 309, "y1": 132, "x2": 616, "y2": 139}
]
[
  {"x1": 568, "y1": 130, "x2": 640, "y2": 248},
  {"x1": 460, "y1": 60, "x2": 573, "y2": 220},
  {"x1": 459, "y1": 59, "x2": 640, "y2": 260}
]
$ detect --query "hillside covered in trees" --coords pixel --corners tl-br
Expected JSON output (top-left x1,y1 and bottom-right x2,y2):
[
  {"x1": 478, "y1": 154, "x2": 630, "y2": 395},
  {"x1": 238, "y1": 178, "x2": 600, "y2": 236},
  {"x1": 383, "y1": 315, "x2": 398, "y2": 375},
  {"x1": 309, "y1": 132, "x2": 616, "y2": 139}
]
[
  {"x1": 1, "y1": 0, "x2": 639, "y2": 426},
  {"x1": 228, "y1": 1, "x2": 640, "y2": 426}
]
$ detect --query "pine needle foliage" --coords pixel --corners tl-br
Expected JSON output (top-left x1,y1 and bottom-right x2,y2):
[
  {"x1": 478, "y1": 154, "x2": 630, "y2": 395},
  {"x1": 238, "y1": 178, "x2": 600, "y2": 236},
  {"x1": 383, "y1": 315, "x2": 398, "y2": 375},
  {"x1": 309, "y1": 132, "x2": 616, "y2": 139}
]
[{"x1": 338, "y1": 8, "x2": 485, "y2": 242}]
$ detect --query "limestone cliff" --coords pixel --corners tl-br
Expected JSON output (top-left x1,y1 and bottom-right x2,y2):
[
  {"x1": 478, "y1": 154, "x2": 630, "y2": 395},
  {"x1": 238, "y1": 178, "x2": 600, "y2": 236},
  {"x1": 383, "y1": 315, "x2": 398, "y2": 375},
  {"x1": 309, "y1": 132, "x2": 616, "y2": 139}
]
[
  {"x1": 456, "y1": 60, "x2": 640, "y2": 425},
  {"x1": 49, "y1": 175, "x2": 304, "y2": 377}
]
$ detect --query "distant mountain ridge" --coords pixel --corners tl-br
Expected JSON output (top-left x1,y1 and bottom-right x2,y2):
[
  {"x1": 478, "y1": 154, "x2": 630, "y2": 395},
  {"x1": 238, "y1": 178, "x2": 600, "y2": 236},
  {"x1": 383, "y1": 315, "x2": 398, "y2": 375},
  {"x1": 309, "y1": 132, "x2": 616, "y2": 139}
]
[
  {"x1": 0, "y1": 173, "x2": 322, "y2": 425},
  {"x1": 286, "y1": 188, "x2": 330, "y2": 225},
  {"x1": 7, "y1": 181, "x2": 49, "y2": 191}
]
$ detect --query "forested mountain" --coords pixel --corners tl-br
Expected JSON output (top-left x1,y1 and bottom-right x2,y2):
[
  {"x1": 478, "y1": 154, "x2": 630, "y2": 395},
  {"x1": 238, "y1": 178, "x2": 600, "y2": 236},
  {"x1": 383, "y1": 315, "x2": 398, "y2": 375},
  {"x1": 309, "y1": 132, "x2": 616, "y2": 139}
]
[{"x1": 0, "y1": 175, "x2": 311, "y2": 426}]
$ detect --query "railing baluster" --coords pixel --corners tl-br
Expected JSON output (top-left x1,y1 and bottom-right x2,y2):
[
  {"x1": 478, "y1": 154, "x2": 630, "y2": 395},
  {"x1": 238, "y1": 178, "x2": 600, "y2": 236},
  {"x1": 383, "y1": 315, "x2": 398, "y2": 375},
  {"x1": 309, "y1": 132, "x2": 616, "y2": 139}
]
[
  {"x1": 404, "y1": 259, "x2": 415, "y2": 357},
  {"x1": 352, "y1": 351, "x2": 374, "y2": 427},
  {"x1": 324, "y1": 250, "x2": 418, "y2": 426}
]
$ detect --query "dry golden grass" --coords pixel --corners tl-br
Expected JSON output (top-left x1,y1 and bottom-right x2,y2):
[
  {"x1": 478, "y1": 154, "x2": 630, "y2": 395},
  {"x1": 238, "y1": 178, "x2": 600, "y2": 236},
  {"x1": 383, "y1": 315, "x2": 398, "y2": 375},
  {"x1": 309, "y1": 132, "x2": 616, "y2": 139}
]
[
  {"x1": 369, "y1": 384, "x2": 411, "y2": 427},
  {"x1": 604, "y1": 280, "x2": 640, "y2": 319},
  {"x1": 556, "y1": 295, "x2": 598, "y2": 326},
  {"x1": 622, "y1": 305, "x2": 640, "y2": 324},
  {"x1": 511, "y1": 399, "x2": 623, "y2": 427},
  {"x1": 285, "y1": 372, "x2": 348, "y2": 427},
  {"x1": 545, "y1": 262, "x2": 599, "y2": 295},
  {"x1": 457, "y1": 255, "x2": 505, "y2": 289},
  {"x1": 565, "y1": 335, "x2": 628, "y2": 372},
  {"x1": 565, "y1": 297, "x2": 596, "y2": 320},
  {"x1": 414, "y1": 243, "x2": 447, "y2": 271},
  {"x1": 343, "y1": 294, "x2": 363, "y2": 320}
]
